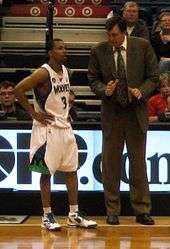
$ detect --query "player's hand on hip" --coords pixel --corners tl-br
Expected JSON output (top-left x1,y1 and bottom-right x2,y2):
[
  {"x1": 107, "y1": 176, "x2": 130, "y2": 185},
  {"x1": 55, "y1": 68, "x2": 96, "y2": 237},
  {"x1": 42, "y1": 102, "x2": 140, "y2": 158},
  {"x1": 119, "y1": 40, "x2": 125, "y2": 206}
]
[
  {"x1": 32, "y1": 111, "x2": 55, "y2": 125},
  {"x1": 105, "y1": 80, "x2": 118, "y2": 96}
]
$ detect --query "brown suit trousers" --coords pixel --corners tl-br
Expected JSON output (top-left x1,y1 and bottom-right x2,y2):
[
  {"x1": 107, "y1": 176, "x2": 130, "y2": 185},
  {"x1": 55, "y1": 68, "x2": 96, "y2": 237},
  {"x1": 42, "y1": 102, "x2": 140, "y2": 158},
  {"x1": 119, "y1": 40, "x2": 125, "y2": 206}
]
[{"x1": 102, "y1": 107, "x2": 151, "y2": 215}]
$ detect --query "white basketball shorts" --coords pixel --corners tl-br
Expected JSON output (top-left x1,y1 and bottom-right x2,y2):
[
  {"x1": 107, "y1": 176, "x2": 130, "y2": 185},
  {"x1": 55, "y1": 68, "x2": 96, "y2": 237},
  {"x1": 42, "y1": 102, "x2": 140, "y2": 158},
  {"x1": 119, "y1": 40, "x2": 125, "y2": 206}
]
[{"x1": 30, "y1": 124, "x2": 78, "y2": 174}]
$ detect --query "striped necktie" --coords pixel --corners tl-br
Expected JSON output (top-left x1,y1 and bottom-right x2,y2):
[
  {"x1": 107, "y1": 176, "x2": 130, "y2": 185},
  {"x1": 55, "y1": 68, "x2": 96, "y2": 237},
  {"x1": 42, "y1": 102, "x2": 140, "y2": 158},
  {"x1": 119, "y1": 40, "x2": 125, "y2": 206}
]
[{"x1": 115, "y1": 47, "x2": 129, "y2": 108}]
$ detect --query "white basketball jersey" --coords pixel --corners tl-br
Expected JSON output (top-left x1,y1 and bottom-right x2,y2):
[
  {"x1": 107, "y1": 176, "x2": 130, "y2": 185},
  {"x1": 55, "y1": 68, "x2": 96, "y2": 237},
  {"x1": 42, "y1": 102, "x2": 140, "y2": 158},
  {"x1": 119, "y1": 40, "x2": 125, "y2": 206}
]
[{"x1": 33, "y1": 63, "x2": 71, "y2": 128}]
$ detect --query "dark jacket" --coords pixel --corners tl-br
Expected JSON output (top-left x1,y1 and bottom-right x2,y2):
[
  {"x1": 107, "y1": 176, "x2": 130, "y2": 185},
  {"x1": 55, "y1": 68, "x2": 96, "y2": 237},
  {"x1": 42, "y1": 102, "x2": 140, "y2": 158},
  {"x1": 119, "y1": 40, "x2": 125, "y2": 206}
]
[
  {"x1": 88, "y1": 36, "x2": 159, "y2": 135},
  {"x1": 130, "y1": 19, "x2": 150, "y2": 41},
  {"x1": 151, "y1": 31, "x2": 170, "y2": 61},
  {"x1": 0, "y1": 102, "x2": 31, "y2": 120}
]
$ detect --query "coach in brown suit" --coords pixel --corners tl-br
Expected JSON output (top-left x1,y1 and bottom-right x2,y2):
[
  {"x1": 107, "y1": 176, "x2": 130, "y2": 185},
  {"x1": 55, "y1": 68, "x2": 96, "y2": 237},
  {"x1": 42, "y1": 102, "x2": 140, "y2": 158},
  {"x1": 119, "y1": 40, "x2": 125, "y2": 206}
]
[{"x1": 88, "y1": 16, "x2": 159, "y2": 225}]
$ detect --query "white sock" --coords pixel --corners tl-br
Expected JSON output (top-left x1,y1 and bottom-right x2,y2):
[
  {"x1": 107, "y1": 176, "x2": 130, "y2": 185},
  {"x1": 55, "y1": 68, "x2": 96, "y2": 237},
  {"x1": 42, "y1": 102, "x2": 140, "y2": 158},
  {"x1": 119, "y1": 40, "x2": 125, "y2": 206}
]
[
  {"x1": 43, "y1": 207, "x2": 52, "y2": 216},
  {"x1": 69, "y1": 205, "x2": 78, "y2": 213}
]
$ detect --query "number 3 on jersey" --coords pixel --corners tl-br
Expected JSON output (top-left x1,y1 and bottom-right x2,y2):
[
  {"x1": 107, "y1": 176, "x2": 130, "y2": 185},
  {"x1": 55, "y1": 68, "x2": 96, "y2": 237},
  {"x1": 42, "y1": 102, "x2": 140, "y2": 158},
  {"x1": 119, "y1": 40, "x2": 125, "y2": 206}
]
[{"x1": 61, "y1": 96, "x2": 67, "y2": 109}]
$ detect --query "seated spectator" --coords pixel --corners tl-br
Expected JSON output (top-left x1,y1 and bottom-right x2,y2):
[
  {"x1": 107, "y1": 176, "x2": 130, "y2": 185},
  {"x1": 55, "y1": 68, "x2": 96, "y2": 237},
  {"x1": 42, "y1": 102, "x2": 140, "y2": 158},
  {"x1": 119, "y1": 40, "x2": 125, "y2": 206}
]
[
  {"x1": 148, "y1": 72, "x2": 170, "y2": 122},
  {"x1": 151, "y1": 9, "x2": 170, "y2": 34},
  {"x1": 151, "y1": 11, "x2": 170, "y2": 72},
  {"x1": 122, "y1": 1, "x2": 150, "y2": 40},
  {"x1": 107, "y1": 1, "x2": 150, "y2": 40},
  {"x1": 0, "y1": 80, "x2": 31, "y2": 120}
]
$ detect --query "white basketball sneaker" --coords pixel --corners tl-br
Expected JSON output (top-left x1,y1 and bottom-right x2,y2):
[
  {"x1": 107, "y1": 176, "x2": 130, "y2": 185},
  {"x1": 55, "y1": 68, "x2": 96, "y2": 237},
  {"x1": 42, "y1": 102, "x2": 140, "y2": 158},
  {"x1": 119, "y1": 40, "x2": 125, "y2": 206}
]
[
  {"x1": 41, "y1": 212, "x2": 61, "y2": 231},
  {"x1": 67, "y1": 211, "x2": 97, "y2": 228}
]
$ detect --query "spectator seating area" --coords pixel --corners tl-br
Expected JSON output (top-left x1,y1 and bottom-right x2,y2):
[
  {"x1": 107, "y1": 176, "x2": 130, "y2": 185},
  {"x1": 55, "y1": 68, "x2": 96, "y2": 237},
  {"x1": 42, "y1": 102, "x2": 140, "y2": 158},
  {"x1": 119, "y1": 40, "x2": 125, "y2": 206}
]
[
  {"x1": 0, "y1": 0, "x2": 170, "y2": 121},
  {"x1": 0, "y1": 15, "x2": 104, "y2": 121}
]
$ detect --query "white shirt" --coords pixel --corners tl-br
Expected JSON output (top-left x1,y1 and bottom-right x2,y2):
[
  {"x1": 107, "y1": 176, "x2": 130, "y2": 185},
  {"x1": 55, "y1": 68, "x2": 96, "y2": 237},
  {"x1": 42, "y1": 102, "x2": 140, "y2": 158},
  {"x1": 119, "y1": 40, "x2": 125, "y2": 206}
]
[
  {"x1": 127, "y1": 26, "x2": 134, "y2": 36},
  {"x1": 107, "y1": 10, "x2": 114, "y2": 19},
  {"x1": 113, "y1": 36, "x2": 127, "y2": 71}
]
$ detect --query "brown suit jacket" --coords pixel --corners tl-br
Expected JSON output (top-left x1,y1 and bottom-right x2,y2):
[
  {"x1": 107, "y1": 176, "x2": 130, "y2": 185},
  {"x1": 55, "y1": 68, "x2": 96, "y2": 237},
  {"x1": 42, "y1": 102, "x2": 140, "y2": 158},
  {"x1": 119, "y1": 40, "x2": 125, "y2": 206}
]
[{"x1": 88, "y1": 36, "x2": 159, "y2": 135}]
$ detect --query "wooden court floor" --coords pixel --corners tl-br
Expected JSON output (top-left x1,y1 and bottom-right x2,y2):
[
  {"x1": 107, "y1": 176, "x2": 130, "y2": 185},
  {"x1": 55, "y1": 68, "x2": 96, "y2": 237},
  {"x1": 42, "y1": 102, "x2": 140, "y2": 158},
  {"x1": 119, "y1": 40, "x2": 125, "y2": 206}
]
[{"x1": 1, "y1": 216, "x2": 170, "y2": 249}]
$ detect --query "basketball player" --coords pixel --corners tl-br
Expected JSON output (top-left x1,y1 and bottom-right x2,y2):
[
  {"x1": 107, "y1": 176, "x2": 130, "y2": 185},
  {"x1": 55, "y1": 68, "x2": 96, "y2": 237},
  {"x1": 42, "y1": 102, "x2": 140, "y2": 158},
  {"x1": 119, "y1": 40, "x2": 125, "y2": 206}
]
[{"x1": 14, "y1": 38, "x2": 97, "y2": 231}]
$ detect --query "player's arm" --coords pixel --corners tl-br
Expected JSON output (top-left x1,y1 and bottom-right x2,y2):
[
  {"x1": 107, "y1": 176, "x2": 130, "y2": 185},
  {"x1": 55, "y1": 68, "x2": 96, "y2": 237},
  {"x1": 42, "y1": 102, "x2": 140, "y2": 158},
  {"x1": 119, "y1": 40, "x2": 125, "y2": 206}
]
[{"x1": 14, "y1": 68, "x2": 54, "y2": 124}]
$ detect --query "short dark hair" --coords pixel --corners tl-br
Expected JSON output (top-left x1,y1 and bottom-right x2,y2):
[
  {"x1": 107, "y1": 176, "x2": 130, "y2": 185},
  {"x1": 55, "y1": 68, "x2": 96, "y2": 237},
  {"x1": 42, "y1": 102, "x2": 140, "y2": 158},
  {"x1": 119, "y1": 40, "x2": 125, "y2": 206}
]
[
  {"x1": 105, "y1": 16, "x2": 127, "y2": 32},
  {"x1": 0, "y1": 80, "x2": 15, "y2": 89},
  {"x1": 46, "y1": 38, "x2": 63, "y2": 52}
]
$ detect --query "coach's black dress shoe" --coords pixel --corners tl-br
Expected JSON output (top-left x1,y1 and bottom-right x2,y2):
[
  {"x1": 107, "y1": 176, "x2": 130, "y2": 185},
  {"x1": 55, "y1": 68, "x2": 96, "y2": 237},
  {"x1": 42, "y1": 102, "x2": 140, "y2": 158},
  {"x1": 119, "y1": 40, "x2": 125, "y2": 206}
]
[
  {"x1": 106, "y1": 215, "x2": 119, "y2": 225},
  {"x1": 136, "y1": 214, "x2": 155, "y2": 225}
]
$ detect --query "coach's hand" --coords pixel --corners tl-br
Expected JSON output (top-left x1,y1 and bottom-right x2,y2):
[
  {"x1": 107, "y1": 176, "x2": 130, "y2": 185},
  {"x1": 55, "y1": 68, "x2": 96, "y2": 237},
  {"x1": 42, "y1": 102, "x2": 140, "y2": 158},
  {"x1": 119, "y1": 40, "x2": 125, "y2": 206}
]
[
  {"x1": 105, "y1": 80, "x2": 118, "y2": 96},
  {"x1": 129, "y1": 87, "x2": 142, "y2": 100}
]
